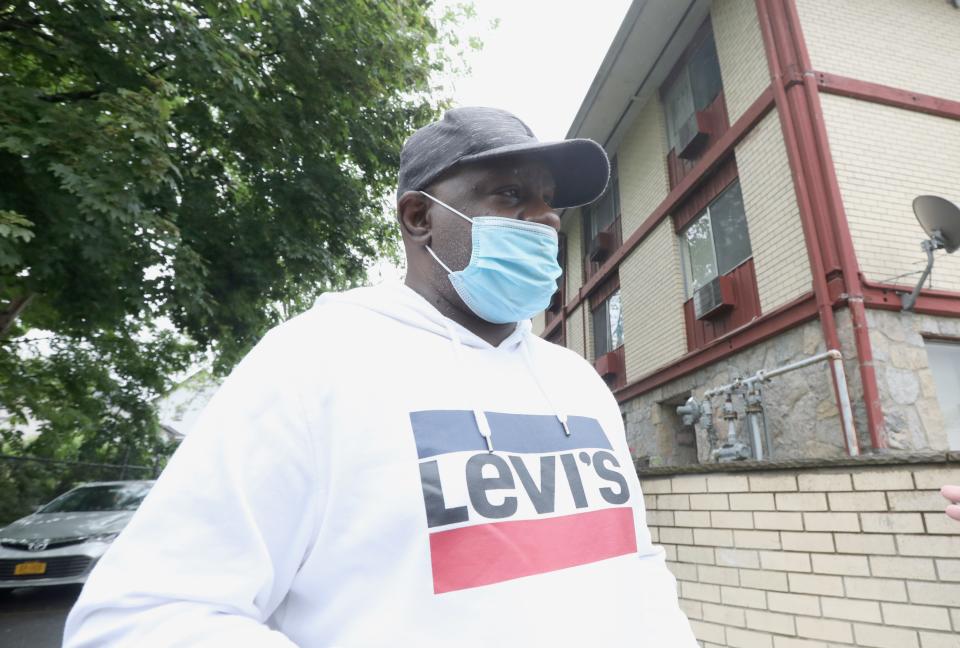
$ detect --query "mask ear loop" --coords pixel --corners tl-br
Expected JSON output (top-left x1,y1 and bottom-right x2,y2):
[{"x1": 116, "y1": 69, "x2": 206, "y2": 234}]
[
  {"x1": 418, "y1": 191, "x2": 474, "y2": 224},
  {"x1": 424, "y1": 244, "x2": 454, "y2": 274},
  {"x1": 419, "y1": 190, "x2": 474, "y2": 275}
]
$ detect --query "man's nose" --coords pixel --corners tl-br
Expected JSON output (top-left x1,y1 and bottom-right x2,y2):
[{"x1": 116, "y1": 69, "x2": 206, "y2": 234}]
[{"x1": 521, "y1": 201, "x2": 561, "y2": 231}]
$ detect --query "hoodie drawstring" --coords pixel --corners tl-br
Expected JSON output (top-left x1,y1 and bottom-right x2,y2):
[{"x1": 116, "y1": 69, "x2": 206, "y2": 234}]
[
  {"x1": 520, "y1": 337, "x2": 571, "y2": 437},
  {"x1": 443, "y1": 320, "x2": 496, "y2": 453},
  {"x1": 442, "y1": 320, "x2": 571, "y2": 452}
]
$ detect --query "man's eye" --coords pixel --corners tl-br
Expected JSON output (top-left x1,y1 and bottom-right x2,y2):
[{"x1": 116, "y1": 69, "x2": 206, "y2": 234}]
[{"x1": 499, "y1": 187, "x2": 521, "y2": 199}]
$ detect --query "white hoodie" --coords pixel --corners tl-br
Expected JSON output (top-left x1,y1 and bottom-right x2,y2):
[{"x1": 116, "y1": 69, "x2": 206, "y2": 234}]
[{"x1": 63, "y1": 283, "x2": 696, "y2": 647}]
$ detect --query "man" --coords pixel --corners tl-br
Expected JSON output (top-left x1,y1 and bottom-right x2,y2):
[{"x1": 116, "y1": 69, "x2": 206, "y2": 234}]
[{"x1": 64, "y1": 107, "x2": 697, "y2": 647}]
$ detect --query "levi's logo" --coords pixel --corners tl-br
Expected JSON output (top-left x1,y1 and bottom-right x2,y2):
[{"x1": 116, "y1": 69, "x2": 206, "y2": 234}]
[{"x1": 410, "y1": 410, "x2": 638, "y2": 594}]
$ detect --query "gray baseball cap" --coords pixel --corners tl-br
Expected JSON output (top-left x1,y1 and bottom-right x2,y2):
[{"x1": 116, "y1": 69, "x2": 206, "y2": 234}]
[{"x1": 397, "y1": 107, "x2": 610, "y2": 209}]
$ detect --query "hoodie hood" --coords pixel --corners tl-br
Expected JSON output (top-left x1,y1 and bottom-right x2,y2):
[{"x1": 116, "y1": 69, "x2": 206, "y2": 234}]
[
  {"x1": 316, "y1": 282, "x2": 533, "y2": 352},
  {"x1": 316, "y1": 282, "x2": 567, "y2": 451}
]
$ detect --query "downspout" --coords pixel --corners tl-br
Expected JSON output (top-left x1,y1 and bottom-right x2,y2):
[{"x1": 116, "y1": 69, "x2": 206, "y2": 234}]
[
  {"x1": 754, "y1": 0, "x2": 859, "y2": 455},
  {"x1": 582, "y1": 291, "x2": 588, "y2": 360},
  {"x1": 780, "y1": 0, "x2": 886, "y2": 450}
]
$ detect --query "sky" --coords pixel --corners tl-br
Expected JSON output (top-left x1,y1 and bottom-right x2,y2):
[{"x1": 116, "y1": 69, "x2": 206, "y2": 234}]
[{"x1": 438, "y1": 0, "x2": 632, "y2": 140}]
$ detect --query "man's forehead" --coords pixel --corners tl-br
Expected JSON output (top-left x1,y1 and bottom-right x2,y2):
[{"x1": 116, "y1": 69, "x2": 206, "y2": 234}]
[{"x1": 458, "y1": 156, "x2": 556, "y2": 185}]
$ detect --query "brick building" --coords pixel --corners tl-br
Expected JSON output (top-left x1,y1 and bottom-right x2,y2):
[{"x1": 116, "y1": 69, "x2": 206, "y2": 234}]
[
  {"x1": 533, "y1": 0, "x2": 960, "y2": 466},
  {"x1": 532, "y1": 2, "x2": 960, "y2": 645}
]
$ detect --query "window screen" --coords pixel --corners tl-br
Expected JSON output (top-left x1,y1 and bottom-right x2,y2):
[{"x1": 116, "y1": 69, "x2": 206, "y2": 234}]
[
  {"x1": 592, "y1": 289, "x2": 624, "y2": 358},
  {"x1": 689, "y1": 32, "x2": 723, "y2": 111},
  {"x1": 663, "y1": 28, "x2": 723, "y2": 152},
  {"x1": 710, "y1": 181, "x2": 752, "y2": 275},
  {"x1": 682, "y1": 212, "x2": 718, "y2": 294},
  {"x1": 681, "y1": 180, "x2": 752, "y2": 295},
  {"x1": 586, "y1": 159, "x2": 620, "y2": 243}
]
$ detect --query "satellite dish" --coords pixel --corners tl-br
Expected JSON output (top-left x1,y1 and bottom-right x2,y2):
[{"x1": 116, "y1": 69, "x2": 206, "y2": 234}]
[
  {"x1": 902, "y1": 195, "x2": 960, "y2": 311},
  {"x1": 913, "y1": 195, "x2": 960, "y2": 253}
]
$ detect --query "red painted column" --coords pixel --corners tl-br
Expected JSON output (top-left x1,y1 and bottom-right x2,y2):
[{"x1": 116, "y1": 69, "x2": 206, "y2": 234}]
[
  {"x1": 755, "y1": 0, "x2": 882, "y2": 453},
  {"x1": 779, "y1": 0, "x2": 886, "y2": 450},
  {"x1": 779, "y1": 0, "x2": 885, "y2": 449}
]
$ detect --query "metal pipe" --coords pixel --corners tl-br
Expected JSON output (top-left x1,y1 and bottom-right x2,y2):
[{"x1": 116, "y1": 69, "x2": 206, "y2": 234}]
[
  {"x1": 704, "y1": 350, "x2": 838, "y2": 398},
  {"x1": 748, "y1": 413, "x2": 765, "y2": 461},
  {"x1": 702, "y1": 349, "x2": 859, "y2": 457},
  {"x1": 780, "y1": 0, "x2": 886, "y2": 450},
  {"x1": 902, "y1": 238, "x2": 938, "y2": 312},
  {"x1": 829, "y1": 352, "x2": 861, "y2": 456}
]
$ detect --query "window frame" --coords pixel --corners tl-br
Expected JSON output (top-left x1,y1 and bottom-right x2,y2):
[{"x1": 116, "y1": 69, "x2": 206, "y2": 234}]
[
  {"x1": 582, "y1": 157, "x2": 622, "y2": 281},
  {"x1": 661, "y1": 24, "x2": 723, "y2": 153},
  {"x1": 679, "y1": 179, "x2": 752, "y2": 298},
  {"x1": 591, "y1": 287, "x2": 624, "y2": 359}
]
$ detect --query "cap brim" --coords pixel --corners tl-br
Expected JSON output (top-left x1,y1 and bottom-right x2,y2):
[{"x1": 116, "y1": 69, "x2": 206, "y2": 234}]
[{"x1": 459, "y1": 138, "x2": 610, "y2": 209}]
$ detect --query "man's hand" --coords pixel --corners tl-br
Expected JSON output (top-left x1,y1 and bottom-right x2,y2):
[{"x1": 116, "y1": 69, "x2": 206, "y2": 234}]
[{"x1": 941, "y1": 485, "x2": 960, "y2": 521}]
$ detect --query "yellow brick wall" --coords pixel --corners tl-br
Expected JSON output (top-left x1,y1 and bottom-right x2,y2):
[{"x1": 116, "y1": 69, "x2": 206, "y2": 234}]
[
  {"x1": 566, "y1": 303, "x2": 585, "y2": 358},
  {"x1": 712, "y1": 0, "x2": 770, "y2": 123},
  {"x1": 585, "y1": 299, "x2": 596, "y2": 365},
  {"x1": 796, "y1": 0, "x2": 960, "y2": 103},
  {"x1": 736, "y1": 110, "x2": 813, "y2": 312},
  {"x1": 562, "y1": 209, "x2": 584, "y2": 297},
  {"x1": 531, "y1": 310, "x2": 545, "y2": 337},
  {"x1": 820, "y1": 95, "x2": 960, "y2": 292},
  {"x1": 642, "y1": 462, "x2": 960, "y2": 647},
  {"x1": 620, "y1": 219, "x2": 688, "y2": 382},
  {"x1": 616, "y1": 97, "x2": 670, "y2": 240}
]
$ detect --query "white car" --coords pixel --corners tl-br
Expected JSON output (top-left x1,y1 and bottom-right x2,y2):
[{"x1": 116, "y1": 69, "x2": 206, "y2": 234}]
[{"x1": 0, "y1": 480, "x2": 154, "y2": 590}]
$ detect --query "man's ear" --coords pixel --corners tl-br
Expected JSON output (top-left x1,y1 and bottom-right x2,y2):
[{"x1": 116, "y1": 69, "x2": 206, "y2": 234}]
[{"x1": 397, "y1": 191, "x2": 432, "y2": 245}]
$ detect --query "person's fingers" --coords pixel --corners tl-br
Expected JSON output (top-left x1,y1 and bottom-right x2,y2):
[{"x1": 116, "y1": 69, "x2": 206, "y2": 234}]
[
  {"x1": 941, "y1": 485, "x2": 960, "y2": 502},
  {"x1": 947, "y1": 504, "x2": 960, "y2": 522}
]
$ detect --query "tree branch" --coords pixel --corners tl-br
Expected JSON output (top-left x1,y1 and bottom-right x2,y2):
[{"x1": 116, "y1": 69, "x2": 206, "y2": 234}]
[
  {"x1": 37, "y1": 89, "x2": 101, "y2": 103},
  {"x1": 0, "y1": 293, "x2": 35, "y2": 339}
]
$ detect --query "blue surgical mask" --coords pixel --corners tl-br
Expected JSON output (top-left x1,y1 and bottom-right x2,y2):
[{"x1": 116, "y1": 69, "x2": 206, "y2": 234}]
[{"x1": 420, "y1": 191, "x2": 562, "y2": 324}]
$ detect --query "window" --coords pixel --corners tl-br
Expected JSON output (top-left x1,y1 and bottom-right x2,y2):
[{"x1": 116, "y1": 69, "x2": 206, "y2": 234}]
[
  {"x1": 680, "y1": 180, "x2": 751, "y2": 296},
  {"x1": 663, "y1": 30, "x2": 723, "y2": 154},
  {"x1": 582, "y1": 158, "x2": 621, "y2": 275},
  {"x1": 585, "y1": 163, "x2": 620, "y2": 245},
  {"x1": 924, "y1": 339, "x2": 960, "y2": 450},
  {"x1": 592, "y1": 289, "x2": 623, "y2": 358}
]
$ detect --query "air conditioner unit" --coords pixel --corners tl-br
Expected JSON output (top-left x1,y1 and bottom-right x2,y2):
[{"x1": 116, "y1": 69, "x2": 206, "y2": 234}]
[
  {"x1": 588, "y1": 230, "x2": 615, "y2": 263},
  {"x1": 693, "y1": 275, "x2": 736, "y2": 320},
  {"x1": 594, "y1": 349, "x2": 622, "y2": 380},
  {"x1": 677, "y1": 110, "x2": 711, "y2": 160}
]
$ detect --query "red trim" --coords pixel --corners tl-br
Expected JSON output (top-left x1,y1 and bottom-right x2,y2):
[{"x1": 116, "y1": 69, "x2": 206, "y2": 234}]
[
  {"x1": 672, "y1": 157, "x2": 739, "y2": 233},
  {"x1": 542, "y1": 312, "x2": 562, "y2": 339},
  {"x1": 752, "y1": 0, "x2": 884, "y2": 452},
  {"x1": 784, "y1": 0, "x2": 885, "y2": 450},
  {"x1": 683, "y1": 258, "x2": 761, "y2": 350},
  {"x1": 614, "y1": 291, "x2": 819, "y2": 403},
  {"x1": 667, "y1": 92, "x2": 731, "y2": 188},
  {"x1": 861, "y1": 277, "x2": 960, "y2": 318},
  {"x1": 565, "y1": 88, "x2": 776, "y2": 314},
  {"x1": 588, "y1": 273, "x2": 620, "y2": 310},
  {"x1": 816, "y1": 72, "x2": 960, "y2": 122},
  {"x1": 755, "y1": 0, "x2": 858, "y2": 455}
]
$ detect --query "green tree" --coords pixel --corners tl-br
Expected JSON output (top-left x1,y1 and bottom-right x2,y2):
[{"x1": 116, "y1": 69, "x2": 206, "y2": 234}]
[{"x1": 0, "y1": 0, "x2": 471, "y2": 521}]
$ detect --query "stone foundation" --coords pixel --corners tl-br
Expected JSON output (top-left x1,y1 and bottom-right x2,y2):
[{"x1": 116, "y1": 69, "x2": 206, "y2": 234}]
[
  {"x1": 622, "y1": 319, "x2": 847, "y2": 466},
  {"x1": 621, "y1": 309, "x2": 959, "y2": 467}
]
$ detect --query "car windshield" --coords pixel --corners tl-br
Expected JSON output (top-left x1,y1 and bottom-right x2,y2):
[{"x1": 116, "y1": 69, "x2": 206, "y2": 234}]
[{"x1": 39, "y1": 483, "x2": 152, "y2": 513}]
